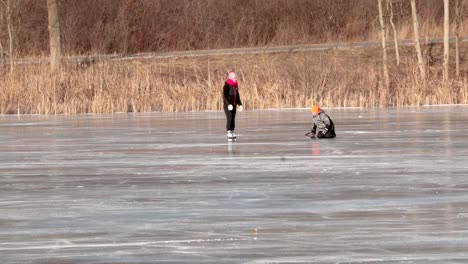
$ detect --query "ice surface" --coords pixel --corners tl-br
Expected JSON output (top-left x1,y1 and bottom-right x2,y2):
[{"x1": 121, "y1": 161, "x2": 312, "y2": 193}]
[{"x1": 1, "y1": 106, "x2": 468, "y2": 263}]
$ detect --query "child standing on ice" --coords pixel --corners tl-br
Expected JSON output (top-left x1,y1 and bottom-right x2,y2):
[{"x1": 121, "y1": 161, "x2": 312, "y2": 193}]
[
  {"x1": 307, "y1": 105, "x2": 336, "y2": 139},
  {"x1": 222, "y1": 70, "x2": 243, "y2": 140}
]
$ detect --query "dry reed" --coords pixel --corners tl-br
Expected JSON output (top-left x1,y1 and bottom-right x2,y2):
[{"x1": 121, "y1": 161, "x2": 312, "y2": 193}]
[{"x1": 1, "y1": 40, "x2": 467, "y2": 115}]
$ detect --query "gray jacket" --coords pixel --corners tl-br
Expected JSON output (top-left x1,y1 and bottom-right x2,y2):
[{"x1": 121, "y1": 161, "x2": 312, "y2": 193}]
[{"x1": 311, "y1": 110, "x2": 335, "y2": 137}]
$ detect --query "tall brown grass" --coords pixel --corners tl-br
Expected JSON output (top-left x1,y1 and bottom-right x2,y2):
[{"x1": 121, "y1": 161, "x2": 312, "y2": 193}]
[
  {"x1": 1, "y1": 42, "x2": 466, "y2": 115},
  {"x1": 1, "y1": 1, "x2": 467, "y2": 115}
]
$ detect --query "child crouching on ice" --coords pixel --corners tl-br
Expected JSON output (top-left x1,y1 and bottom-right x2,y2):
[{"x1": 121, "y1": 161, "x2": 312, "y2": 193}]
[{"x1": 306, "y1": 105, "x2": 336, "y2": 139}]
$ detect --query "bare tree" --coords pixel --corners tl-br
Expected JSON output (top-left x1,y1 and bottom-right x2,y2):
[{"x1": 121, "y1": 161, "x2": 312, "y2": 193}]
[
  {"x1": 378, "y1": 0, "x2": 390, "y2": 89},
  {"x1": 387, "y1": 0, "x2": 400, "y2": 66},
  {"x1": 47, "y1": 0, "x2": 61, "y2": 71},
  {"x1": 410, "y1": 0, "x2": 426, "y2": 80},
  {"x1": 1, "y1": 0, "x2": 16, "y2": 72},
  {"x1": 0, "y1": 5, "x2": 3, "y2": 56},
  {"x1": 455, "y1": 0, "x2": 464, "y2": 77},
  {"x1": 443, "y1": 0, "x2": 449, "y2": 80}
]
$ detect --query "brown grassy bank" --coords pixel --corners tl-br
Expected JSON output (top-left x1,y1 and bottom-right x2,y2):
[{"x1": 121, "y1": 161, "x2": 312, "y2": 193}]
[{"x1": 1, "y1": 42, "x2": 467, "y2": 115}]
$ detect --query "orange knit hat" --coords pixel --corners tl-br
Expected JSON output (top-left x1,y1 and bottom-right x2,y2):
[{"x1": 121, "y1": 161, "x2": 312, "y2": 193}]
[{"x1": 310, "y1": 105, "x2": 320, "y2": 114}]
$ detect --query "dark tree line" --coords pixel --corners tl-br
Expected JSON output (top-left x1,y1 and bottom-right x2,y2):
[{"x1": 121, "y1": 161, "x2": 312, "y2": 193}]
[{"x1": 0, "y1": 0, "x2": 466, "y2": 57}]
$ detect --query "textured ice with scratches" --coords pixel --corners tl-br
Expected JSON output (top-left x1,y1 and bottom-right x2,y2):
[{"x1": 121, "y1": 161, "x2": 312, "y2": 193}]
[{"x1": 1, "y1": 106, "x2": 468, "y2": 263}]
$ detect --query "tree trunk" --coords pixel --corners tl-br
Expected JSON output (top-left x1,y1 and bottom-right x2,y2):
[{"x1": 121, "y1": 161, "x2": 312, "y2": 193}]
[
  {"x1": 443, "y1": 0, "x2": 450, "y2": 80},
  {"x1": 1, "y1": 0, "x2": 15, "y2": 73},
  {"x1": 455, "y1": 0, "x2": 463, "y2": 77},
  {"x1": 0, "y1": 38, "x2": 3, "y2": 58},
  {"x1": 410, "y1": 0, "x2": 426, "y2": 80},
  {"x1": 0, "y1": 3, "x2": 4, "y2": 57},
  {"x1": 47, "y1": 0, "x2": 61, "y2": 71},
  {"x1": 388, "y1": 0, "x2": 400, "y2": 66},
  {"x1": 378, "y1": 0, "x2": 390, "y2": 89}
]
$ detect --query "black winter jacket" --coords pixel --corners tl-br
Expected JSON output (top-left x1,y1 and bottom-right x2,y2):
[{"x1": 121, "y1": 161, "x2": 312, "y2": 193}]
[{"x1": 223, "y1": 82, "x2": 242, "y2": 107}]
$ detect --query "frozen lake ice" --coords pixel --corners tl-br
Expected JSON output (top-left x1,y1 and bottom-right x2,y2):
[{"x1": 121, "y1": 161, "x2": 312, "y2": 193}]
[{"x1": 1, "y1": 106, "x2": 468, "y2": 263}]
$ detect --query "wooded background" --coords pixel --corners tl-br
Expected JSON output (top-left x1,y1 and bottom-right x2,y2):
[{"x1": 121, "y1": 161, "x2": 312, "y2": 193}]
[
  {"x1": 0, "y1": 0, "x2": 467, "y2": 114},
  {"x1": 1, "y1": 0, "x2": 467, "y2": 56}
]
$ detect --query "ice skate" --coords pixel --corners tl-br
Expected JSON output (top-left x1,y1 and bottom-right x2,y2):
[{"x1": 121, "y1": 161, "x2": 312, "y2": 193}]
[{"x1": 227, "y1": 130, "x2": 237, "y2": 142}]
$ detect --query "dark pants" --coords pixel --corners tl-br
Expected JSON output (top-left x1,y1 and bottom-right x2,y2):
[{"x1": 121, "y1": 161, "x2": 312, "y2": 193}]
[
  {"x1": 317, "y1": 129, "x2": 336, "y2": 138},
  {"x1": 224, "y1": 106, "x2": 237, "y2": 131}
]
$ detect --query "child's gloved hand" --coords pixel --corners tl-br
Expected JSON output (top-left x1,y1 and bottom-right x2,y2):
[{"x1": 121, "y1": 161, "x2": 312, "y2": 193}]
[
  {"x1": 228, "y1": 104, "x2": 233, "y2": 111},
  {"x1": 305, "y1": 132, "x2": 315, "y2": 139},
  {"x1": 238, "y1": 105, "x2": 243, "y2": 111}
]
